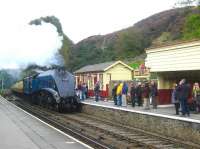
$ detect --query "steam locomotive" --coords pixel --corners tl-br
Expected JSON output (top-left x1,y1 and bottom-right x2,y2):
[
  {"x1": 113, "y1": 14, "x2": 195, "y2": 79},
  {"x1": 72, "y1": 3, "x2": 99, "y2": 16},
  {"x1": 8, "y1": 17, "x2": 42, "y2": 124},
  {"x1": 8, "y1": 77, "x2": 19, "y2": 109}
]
[{"x1": 11, "y1": 69, "x2": 81, "y2": 112}]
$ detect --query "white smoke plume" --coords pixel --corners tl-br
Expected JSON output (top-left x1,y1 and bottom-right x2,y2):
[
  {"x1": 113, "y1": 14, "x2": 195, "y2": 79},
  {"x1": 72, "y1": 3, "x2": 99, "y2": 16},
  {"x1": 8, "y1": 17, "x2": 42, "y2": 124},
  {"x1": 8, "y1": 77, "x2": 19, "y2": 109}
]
[{"x1": 0, "y1": 21, "x2": 63, "y2": 69}]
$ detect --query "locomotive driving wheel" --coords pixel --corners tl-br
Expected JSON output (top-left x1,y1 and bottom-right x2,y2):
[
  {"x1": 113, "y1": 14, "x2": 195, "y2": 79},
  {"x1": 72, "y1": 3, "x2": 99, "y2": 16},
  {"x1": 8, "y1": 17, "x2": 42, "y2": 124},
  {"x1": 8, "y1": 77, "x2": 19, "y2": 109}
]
[{"x1": 58, "y1": 100, "x2": 65, "y2": 113}]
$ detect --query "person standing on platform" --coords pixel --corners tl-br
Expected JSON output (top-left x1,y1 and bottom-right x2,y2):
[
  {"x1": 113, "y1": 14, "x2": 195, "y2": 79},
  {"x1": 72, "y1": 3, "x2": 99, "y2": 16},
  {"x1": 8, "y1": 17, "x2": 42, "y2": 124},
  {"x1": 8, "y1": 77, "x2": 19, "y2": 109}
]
[
  {"x1": 85, "y1": 84, "x2": 88, "y2": 98},
  {"x1": 112, "y1": 83, "x2": 118, "y2": 105},
  {"x1": 116, "y1": 82, "x2": 123, "y2": 106},
  {"x1": 150, "y1": 81, "x2": 158, "y2": 109},
  {"x1": 81, "y1": 83, "x2": 87, "y2": 101},
  {"x1": 130, "y1": 83, "x2": 136, "y2": 107},
  {"x1": 122, "y1": 82, "x2": 128, "y2": 107},
  {"x1": 77, "y1": 82, "x2": 82, "y2": 100},
  {"x1": 142, "y1": 82, "x2": 150, "y2": 110},
  {"x1": 192, "y1": 82, "x2": 200, "y2": 113},
  {"x1": 178, "y1": 79, "x2": 190, "y2": 117},
  {"x1": 136, "y1": 82, "x2": 143, "y2": 106},
  {"x1": 171, "y1": 83, "x2": 180, "y2": 115},
  {"x1": 94, "y1": 81, "x2": 100, "y2": 102}
]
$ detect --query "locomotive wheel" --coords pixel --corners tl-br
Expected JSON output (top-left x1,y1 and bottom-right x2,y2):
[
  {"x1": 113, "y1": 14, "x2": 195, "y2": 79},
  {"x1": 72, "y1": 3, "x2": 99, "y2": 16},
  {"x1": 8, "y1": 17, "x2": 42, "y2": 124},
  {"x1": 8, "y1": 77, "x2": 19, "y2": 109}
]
[
  {"x1": 58, "y1": 102, "x2": 64, "y2": 113},
  {"x1": 48, "y1": 95, "x2": 56, "y2": 110},
  {"x1": 65, "y1": 102, "x2": 72, "y2": 113},
  {"x1": 71, "y1": 98, "x2": 79, "y2": 112},
  {"x1": 55, "y1": 104, "x2": 59, "y2": 112},
  {"x1": 37, "y1": 92, "x2": 44, "y2": 106},
  {"x1": 58, "y1": 103, "x2": 61, "y2": 112},
  {"x1": 47, "y1": 95, "x2": 53, "y2": 109},
  {"x1": 73, "y1": 97, "x2": 82, "y2": 112},
  {"x1": 71, "y1": 103, "x2": 77, "y2": 112},
  {"x1": 31, "y1": 94, "x2": 38, "y2": 105}
]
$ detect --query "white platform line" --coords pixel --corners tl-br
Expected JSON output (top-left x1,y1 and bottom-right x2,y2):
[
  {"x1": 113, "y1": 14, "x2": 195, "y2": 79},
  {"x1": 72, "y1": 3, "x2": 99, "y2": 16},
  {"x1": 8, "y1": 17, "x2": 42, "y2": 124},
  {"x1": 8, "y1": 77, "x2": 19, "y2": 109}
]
[
  {"x1": 82, "y1": 101, "x2": 200, "y2": 124},
  {"x1": 1, "y1": 97, "x2": 93, "y2": 149}
]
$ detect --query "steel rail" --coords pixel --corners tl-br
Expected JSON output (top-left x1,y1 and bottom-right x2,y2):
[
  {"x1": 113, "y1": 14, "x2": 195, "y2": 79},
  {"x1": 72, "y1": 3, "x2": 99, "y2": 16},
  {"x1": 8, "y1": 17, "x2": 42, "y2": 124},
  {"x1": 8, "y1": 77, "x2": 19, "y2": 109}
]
[{"x1": 12, "y1": 100, "x2": 110, "y2": 149}]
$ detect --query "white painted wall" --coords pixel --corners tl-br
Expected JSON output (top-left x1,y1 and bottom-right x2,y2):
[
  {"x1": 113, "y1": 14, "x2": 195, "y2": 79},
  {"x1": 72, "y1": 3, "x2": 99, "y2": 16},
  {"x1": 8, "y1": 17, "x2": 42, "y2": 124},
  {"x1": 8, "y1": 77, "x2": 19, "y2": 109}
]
[{"x1": 145, "y1": 41, "x2": 200, "y2": 72}]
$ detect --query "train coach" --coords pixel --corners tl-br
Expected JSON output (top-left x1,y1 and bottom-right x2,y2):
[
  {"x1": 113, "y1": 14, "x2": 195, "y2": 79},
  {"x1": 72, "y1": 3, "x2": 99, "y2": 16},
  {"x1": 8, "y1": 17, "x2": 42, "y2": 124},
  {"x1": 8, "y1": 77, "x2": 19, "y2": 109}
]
[{"x1": 11, "y1": 69, "x2": 81, "y2": 112}]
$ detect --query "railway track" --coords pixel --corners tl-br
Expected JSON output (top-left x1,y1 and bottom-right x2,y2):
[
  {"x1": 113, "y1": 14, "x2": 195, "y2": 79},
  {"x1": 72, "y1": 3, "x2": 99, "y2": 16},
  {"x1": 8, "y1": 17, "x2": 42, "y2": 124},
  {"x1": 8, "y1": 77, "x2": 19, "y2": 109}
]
[{"x1": 7, "y1": 96, "x2": 199, "y2": 149}]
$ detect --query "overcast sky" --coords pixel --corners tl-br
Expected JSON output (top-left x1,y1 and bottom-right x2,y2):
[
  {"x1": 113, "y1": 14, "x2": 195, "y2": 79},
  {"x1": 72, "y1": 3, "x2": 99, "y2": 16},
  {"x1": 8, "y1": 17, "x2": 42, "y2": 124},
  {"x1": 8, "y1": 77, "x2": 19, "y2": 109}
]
[{"x1": 0, "y1": 0, "x2": 175, "y2": 69}]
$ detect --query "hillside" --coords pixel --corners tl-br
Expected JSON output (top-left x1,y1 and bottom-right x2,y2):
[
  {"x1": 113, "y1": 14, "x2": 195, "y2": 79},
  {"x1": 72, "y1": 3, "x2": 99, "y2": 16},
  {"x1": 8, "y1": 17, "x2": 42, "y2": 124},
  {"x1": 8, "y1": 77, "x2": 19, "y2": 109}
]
[
  {"x1": 66, "y1": 7, "x2": 199, "y2": 71},
  {"x1": 31, "y1": 7, "x2": 200, "y2": 72}
]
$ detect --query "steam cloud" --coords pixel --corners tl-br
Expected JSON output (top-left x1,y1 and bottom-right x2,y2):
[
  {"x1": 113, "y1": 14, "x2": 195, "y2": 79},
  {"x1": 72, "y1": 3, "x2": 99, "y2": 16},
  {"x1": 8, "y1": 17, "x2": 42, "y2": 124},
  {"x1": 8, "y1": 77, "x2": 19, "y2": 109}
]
[{"x1": 0, "y1": 21, "x2": 63, "y2": 69}]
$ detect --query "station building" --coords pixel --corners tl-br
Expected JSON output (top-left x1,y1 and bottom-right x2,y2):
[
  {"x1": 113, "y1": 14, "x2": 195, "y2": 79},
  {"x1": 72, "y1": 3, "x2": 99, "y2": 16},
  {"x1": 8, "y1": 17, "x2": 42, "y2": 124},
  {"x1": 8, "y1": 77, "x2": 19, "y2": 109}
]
[
  {"x1": 145, "y1": 40, "x2": 200, "y2": 104},
  {"x1": 74, "y1": 61, "x2": 133, "y2": 98}
]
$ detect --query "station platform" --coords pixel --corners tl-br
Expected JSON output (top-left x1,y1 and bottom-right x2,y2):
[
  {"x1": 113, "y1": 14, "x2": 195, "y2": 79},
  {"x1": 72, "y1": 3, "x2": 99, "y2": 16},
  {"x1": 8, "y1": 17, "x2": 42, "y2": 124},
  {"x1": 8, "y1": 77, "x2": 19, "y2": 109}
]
[
  {"x1": 82, "y1": 98, "x2": 200, "y2": 122},
  {"x1": 0, "y1": 97, "x2": 91, "y2": 149}
]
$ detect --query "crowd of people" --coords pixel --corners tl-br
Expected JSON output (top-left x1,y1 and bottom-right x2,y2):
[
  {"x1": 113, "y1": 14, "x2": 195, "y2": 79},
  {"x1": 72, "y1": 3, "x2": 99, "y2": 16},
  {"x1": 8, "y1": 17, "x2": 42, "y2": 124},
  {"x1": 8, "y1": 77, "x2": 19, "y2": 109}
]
[
  {"x1": 171, "y1": 79, "x2": 190, "y2": 117},
  {"x1": 77, "y1": 78, "x2": 200, "y2": 117},
  {"x1": 112, "y1": 80, "x2": 158, "y2": 110},
  {"x1": 171, "y1": 79, "x2": 200, "y2": 117},
  {"x1": 76, "y1": 82, "x2": 88, "y2": 101},
  {"x1": 76, "y1": 81, "x2": 100, "y2": 102}
]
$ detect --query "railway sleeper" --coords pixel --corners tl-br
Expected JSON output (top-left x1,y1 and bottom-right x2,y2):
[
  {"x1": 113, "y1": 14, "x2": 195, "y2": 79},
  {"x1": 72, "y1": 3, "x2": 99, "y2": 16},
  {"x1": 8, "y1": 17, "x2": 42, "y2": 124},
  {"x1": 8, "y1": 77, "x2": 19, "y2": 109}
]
[
  {"x1": 153, "y1": 144, "x2": 180, "y2": 148},
  {"x1": 61, "y1": 115, "x2": 183, "y2": 148},
  {"x1": 11, "y1": 99, "x2": 192, "y2": 148}
]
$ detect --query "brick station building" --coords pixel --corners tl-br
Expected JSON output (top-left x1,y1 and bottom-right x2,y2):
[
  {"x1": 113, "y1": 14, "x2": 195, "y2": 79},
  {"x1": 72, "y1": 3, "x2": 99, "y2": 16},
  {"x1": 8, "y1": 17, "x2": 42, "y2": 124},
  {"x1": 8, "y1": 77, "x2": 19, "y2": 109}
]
[{"x1": 145, "y1": 40, "x2": 200, "y2": 104}]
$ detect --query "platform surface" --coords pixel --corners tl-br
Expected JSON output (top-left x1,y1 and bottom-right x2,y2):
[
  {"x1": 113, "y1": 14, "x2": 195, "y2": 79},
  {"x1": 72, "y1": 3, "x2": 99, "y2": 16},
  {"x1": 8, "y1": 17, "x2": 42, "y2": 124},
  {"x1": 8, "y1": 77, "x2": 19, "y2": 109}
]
[
  {"x1": 82, "y1": 98, "x2": 200, "y2": 123},
  {"x1": 0, "y1": 97, "x2": 91, "y2": 149}
]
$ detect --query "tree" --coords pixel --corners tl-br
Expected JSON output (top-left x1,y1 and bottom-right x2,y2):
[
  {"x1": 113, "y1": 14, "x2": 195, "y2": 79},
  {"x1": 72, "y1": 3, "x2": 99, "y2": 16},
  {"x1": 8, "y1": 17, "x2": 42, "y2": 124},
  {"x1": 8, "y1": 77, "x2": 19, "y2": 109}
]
[
  {"x1": 0, "y1": 70, "x2": 16, "y2": 89},
  {"x1": 182, "y1": 14, "x2": 200, "y2": 39}
]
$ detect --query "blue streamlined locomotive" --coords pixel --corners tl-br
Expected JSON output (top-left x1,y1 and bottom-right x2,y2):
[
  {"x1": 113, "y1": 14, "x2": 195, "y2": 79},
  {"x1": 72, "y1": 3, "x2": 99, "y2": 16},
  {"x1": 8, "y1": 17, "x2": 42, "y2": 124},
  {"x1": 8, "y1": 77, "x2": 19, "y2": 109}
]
[{"x1": 16, "y1": 69, "x2": 80, "y2": 112}]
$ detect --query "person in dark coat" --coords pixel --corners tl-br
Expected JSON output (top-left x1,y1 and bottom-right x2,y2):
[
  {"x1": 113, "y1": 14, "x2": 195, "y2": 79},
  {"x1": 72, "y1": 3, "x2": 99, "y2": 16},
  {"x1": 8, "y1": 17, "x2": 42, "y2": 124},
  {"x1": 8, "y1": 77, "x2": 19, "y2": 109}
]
[
  {"x1": 122, "y1": 82, "x2": 128, "y2": 107},
  {"x1": 142, "y1": 82, "x2": 150, "y2": 110},
  {"x1": 81, "y1": 83, "x2": 87, "y2": 100},
  {"x1": 150, "y1": 81, "x2": 158, "y2": 109},
  {"x1": 94, "y1": 81, "x2": 100, "y2": 102},
  {"x1": 136, "y1": 82, "x2": 143, "y2": 106},
  {"x1": 171, "y1": 83, "x2": 180, "y2": 115},
  {"x1": 130, "y1": 83, "x2": 136, "y2": 107},
  {"x1": 112, "y1": 83, "x2": 118, "y2": 105},
  {"x1": 85, "y1": 84, "x2": 88, "y2": 98},
  {"x1": 77, "y1": 82, "x2": 82, "y2": 100},
  {"x1": 177, "y1": 79, "x2": 190, "y2": 117}
]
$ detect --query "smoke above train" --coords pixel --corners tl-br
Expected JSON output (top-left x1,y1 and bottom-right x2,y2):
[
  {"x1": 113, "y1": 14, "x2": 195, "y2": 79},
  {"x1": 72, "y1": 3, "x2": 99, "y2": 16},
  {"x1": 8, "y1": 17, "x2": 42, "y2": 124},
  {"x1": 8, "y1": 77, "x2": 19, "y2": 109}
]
[{"x1": 0, "y1": 20, "x2": 63, "y2": 69}]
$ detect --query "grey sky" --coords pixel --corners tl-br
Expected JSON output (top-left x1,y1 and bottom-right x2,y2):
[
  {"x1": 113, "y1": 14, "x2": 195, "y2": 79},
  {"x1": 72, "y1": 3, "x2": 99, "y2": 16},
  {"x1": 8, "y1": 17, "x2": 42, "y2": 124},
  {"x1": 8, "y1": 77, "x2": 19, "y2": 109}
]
[{"x1": 0, "y1": 0, "x2": 175, "y2": 69}]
